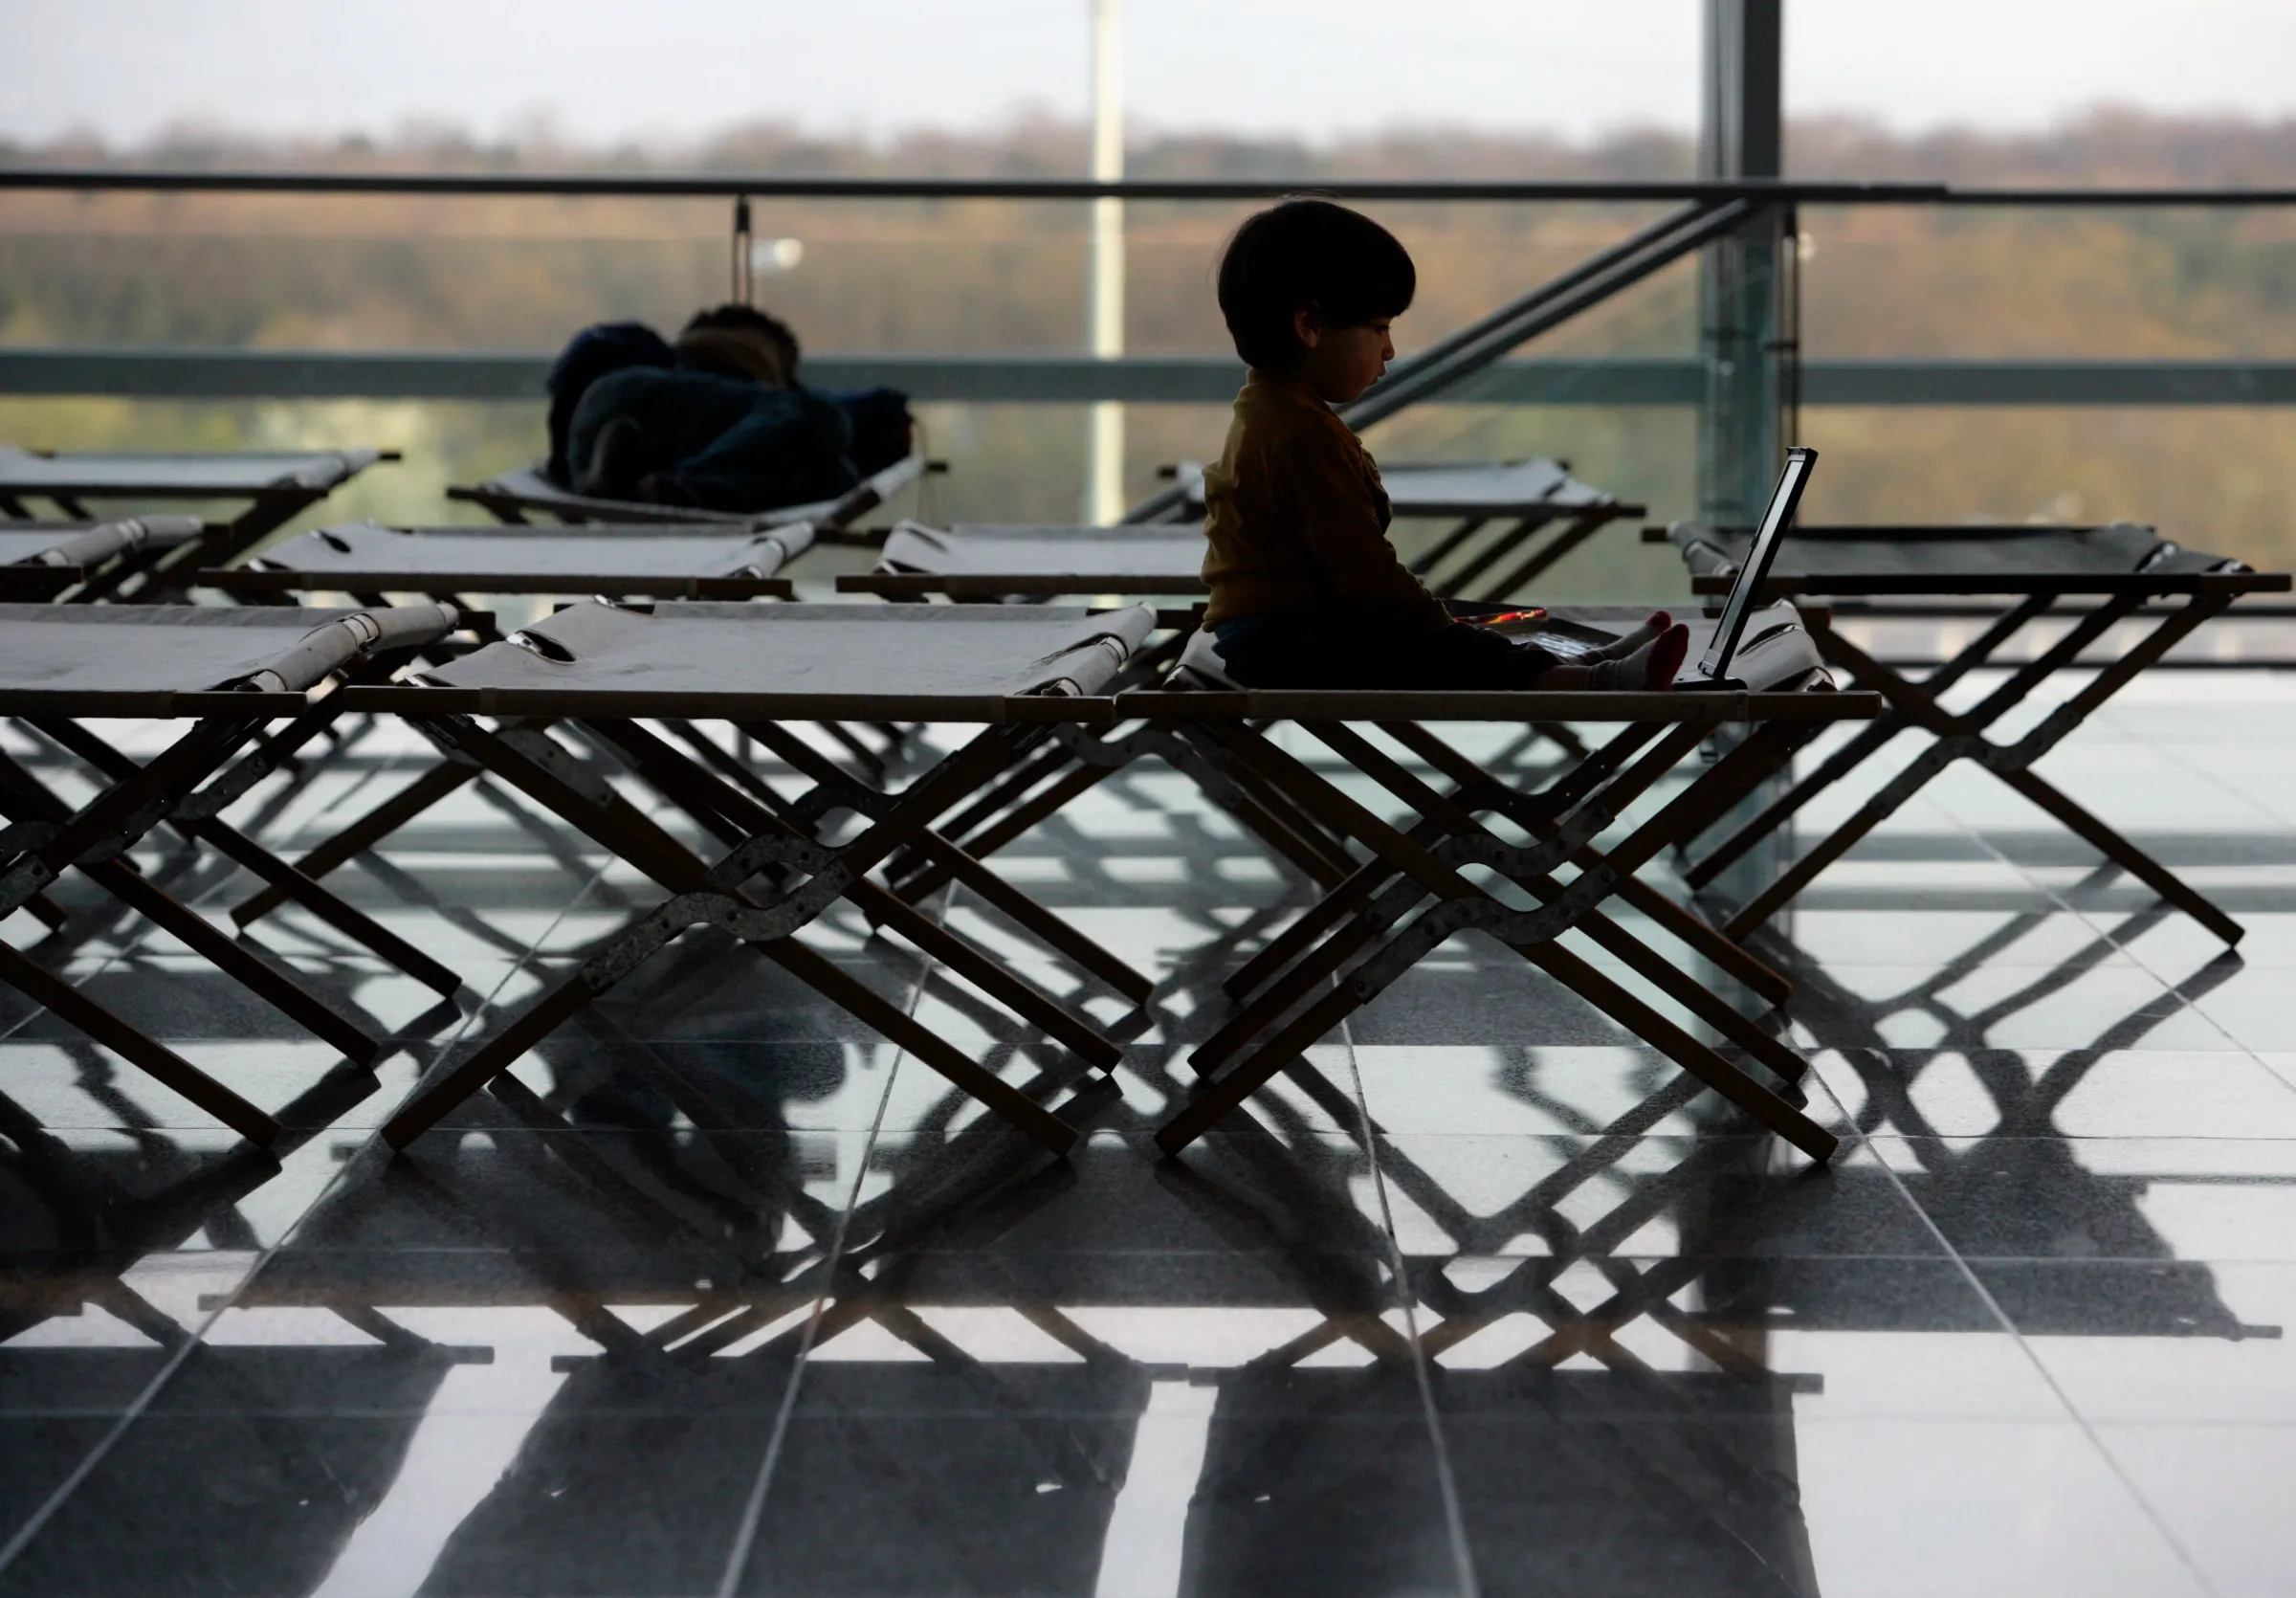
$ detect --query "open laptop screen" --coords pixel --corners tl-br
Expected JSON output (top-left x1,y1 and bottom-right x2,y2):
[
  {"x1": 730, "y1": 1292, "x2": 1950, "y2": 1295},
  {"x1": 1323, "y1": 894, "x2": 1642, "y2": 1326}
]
[{"x1": 1696, "y1": 446, "x2": 1818, "y2": 681}]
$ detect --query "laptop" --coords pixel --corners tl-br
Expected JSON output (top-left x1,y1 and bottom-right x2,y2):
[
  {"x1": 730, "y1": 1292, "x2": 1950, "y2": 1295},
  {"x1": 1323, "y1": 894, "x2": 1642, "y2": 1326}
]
[{"x1": 1679, "y1": 445, "x2": 1818, "y2": 691}]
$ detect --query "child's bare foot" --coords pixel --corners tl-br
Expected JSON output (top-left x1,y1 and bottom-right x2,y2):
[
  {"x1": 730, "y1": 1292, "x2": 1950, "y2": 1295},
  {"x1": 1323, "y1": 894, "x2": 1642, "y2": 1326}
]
[
  {"x1": 1586, "y1": 610, "x2": 1674, "y2": 662},
  {"x1": 1586, "y1": 621, "x2": 1689, "y2": 690}
]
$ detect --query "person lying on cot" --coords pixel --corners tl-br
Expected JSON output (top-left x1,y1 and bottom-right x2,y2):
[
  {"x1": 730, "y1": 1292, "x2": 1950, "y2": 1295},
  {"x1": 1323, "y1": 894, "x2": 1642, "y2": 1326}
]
[
  {"x1": 1198, "y1": 198, "x2": 1689, "y2": 691},
  {"x1": 549, "y1": 303, "x2": 911, "y2": 514}
]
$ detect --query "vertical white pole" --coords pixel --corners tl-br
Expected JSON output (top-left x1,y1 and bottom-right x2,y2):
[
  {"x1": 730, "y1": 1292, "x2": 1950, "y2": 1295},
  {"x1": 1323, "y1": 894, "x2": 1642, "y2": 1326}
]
[{"x1": 1085, "y1": 0, "x2": 1125, "y2": 523}]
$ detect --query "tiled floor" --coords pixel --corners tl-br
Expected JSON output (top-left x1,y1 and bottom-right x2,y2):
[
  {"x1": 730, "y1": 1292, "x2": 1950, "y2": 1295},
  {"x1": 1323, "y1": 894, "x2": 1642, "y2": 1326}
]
[{"x1": 5, "y1": 669, "x2": 2296, "y2": 1596}]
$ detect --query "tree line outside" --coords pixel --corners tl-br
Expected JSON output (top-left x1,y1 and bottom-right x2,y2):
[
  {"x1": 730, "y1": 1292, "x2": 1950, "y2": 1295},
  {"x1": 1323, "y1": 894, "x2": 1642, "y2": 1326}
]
[{"x1": 1, "y1": 112, "x2": 2292, "y2": 593}]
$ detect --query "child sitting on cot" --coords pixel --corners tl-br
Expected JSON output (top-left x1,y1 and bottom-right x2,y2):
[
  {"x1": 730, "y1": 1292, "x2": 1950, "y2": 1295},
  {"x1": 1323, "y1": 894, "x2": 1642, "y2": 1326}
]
[{"x1": 1199, "y1": 198, "x2": 1689, "y2": 691}]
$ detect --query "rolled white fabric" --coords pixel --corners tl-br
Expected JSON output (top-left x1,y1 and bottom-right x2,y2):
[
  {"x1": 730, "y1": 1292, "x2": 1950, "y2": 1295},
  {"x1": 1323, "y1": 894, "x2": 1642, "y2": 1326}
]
[
  {"x1": 236, "y1": 601, "x2": 461, "y2": 694},
  {"x1": 1034, "y1": 613, "x2": 1153, "y2": 697},
  {"x1": 718, "y1": 522, "x2": 814, "y2": 581},
  {"x1": 355, "y1": 600, "x2": 463, "y2": 654},
  {"x1": 35, "y1": 516, "x2": 205, "y2": 568},
  {"x1": 289, "y1": 454, "x2": 354, "y2": 490},
  {"x1": 759, "y1": 519, "x2": 815, "y2": 565}
]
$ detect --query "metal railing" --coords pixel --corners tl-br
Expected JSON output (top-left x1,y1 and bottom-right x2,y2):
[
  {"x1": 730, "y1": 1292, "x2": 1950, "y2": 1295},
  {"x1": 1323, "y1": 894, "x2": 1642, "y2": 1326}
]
[
  {"x1": 4, "y1": 170, "x2": 2294, "y2": 412},
  {"x1": 10, "y1": 349, "x2": 2291, "y2": 407},
  {"x1": 8, "y1": 169, "x2": 2296, "y2": 204}
]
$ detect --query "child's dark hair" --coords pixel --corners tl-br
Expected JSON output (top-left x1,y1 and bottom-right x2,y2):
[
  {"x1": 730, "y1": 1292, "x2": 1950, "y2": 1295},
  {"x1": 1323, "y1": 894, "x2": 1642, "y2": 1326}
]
[
  {"x1": 1216, "y1": 198, "x2": 1415, "y2": 371},
  {"x1": 679, "y1": 302, "x2": 801, "y2": 383}
]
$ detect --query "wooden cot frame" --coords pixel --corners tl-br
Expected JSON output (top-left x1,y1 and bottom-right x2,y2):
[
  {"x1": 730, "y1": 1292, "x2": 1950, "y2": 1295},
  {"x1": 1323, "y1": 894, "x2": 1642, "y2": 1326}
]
[
  {"x1": 194, "y1": 473, "x2": 932, "y2": 925},
  {"x1": 1654, "y1": 553, "x2": 2291, "y2": 944},
  {"x1": 338, "y1": 689, "x2": 1153, "y2": 1155},
  {"x1": 344, "y1": 669, "x2": 1875, "y2": 1166},
  {"x1": 0, "y1": 657, "x2": 470, "y2": 1147},
  {"x1": 1100, "y1": 689, "x2": 1875, "y2": 1161}
]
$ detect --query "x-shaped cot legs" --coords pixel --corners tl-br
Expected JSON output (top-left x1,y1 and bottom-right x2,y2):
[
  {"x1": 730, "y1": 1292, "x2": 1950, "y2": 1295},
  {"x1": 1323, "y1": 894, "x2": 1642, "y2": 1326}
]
[
  {"x1": 1, "y1": 693, "x2": 466, "y2": 1145},
  {"x1": 1684, "y1": 588, "x2": 2243, "y2": 943},
  {"x1": 1146, "y1": 713, "x2": 1841, "y2": 1162},
  {"x1": 379, "y1": 715, "x2": 1133, "y2": 1154}
]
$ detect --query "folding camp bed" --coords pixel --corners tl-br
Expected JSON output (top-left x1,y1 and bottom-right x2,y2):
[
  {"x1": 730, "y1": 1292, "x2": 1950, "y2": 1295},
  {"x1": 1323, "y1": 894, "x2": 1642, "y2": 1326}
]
[
  {"x1": 342, "y1": 601, "x2": 1169, "y2": 1156},
  {"x1": 195, "y1": 517, "x2": 935, "y2": 926},
  {"x1": 881, "y1": 604, "x2": 1817, "y2": 1026},
  {"x1": 0, "y1": 446, "x2": 392, "y2": 599},
  {"x1": 449, "y1": 449, "x2": 932, "y2": 544},
  {"x1": 1650, "y1": 519, "x2": 2292, "y2": 944},
  {"x1": 0, "y1": 602, "x2": 472, "y2": 1146},
  {"x1": 0, "y1": 517, "x2": 206, "y2": 602},
  {"x1": 1174, "y1": 455, "x2": 1645, "y2": 601},
  {"x1": 200, "y1": 517, "x2": 818, "y2": 610},
  {"x1": 1114, "y1": 607, "x2": 1879, "y2": 1163}
]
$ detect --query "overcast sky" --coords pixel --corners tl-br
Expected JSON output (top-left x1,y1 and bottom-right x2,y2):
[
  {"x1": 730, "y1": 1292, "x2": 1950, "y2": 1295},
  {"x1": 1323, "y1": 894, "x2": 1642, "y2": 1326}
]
[{"x1": 8, "y1": 0, "x2": 2295, "y2": 148}]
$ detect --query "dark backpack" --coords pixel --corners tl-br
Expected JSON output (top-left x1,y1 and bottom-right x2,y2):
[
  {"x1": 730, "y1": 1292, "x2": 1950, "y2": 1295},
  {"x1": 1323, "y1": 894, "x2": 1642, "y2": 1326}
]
[{"x1": 817, "y1": 387, "x2": 915, "y2": 477}]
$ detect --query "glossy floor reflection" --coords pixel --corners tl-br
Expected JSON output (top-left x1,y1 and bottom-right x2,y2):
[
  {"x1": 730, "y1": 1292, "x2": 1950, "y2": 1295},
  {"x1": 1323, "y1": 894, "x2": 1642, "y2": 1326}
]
[{"x1": 5, "y1": 674, "x2": 2296, "y2": 1596}]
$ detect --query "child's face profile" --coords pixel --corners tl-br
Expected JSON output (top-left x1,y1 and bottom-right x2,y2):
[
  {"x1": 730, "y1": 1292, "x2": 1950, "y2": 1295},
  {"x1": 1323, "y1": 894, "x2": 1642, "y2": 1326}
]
[{"x1": 1291, "y1": 308, "x2": 1396, "y2": 404}]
